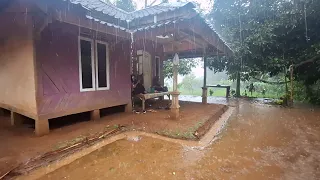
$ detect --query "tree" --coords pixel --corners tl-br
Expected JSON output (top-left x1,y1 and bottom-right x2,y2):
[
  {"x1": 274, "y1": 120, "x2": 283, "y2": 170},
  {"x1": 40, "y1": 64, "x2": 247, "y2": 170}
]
[
  {"x1": 208, "y1": 0, "x2": 320, "y2": 103},
  {"x1": 181, "y1": 73, "x2": 197, "y2": 94},
  {"x1": 163, "y1": 59, "x2": 198, "y2": 79},
  {"x1": 114, "y1": 0, "x2": 136, "y2": 12},
  {"x1": 246, "y1": 83, "x2": 255, "y2": 97}
]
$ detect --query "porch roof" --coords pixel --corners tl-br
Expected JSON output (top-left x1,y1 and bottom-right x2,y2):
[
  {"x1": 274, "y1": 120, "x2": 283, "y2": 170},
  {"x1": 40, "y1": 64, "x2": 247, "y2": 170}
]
[{"x1": 63, "y1": 0, "x2": 232, "y2": 56}]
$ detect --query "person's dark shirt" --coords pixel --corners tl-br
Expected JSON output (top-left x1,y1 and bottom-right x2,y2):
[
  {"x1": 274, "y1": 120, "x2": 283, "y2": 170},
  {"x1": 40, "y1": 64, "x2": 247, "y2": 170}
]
[{"x1": 133, "y1": 83, "x2": 146, "y2": 95}]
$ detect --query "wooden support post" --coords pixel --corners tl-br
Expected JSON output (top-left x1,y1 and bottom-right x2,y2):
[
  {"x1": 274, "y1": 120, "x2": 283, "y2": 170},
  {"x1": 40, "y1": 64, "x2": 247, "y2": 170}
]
[
  {"x1": 142, "y1": 100, "x2": 146, "y2": 112},
  {"x1": 170, "y1": 91, "x2": 180, "y2": 120},
  {"x1": 170, "y1": 53, "x2": 180, "y2": 120},
  {"x1": 10, "y1": 112, "x2": 24, "y2": 126},
  {"x1": 0, "y1": 108, "x2": 5, "y2": 116},
  {"x1": 236, "y1": 71, "x2": 241, "y2": 97},
  {"x1": 202, "y1": 87, "x2": 208, "y2": 104},
  {"x1": 226, "y1": 87, "x2": 231, "y2": 98},
  {"x1": 125, "y1": 102, "x2": 133, "y2": 113},
  {"x1": 90, "y1": 110, "x2": 100, "y2": 121},
  {"x1": 35, "y1": 118, "x2": 49, "y2": 136},
  {"x1": 202, "y1": 53, "x2": 208, "y2": 104}
]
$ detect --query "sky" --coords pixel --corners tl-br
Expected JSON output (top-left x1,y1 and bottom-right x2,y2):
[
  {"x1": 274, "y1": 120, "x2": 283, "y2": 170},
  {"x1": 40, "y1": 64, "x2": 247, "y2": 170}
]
[
  {"x1": 193, "y1": 60, "x2": 204, "y2": 77},
  {"x1": 134, "y1": 0, "x2": 213, "y2": 12},
  {"x1": 109, "y1": 0, "x2": 213, "y2": 13}
]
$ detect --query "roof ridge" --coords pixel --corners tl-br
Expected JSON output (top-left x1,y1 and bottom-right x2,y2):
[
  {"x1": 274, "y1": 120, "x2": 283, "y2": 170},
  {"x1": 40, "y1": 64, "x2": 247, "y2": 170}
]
[
  {"x1": 99, "y1": 1, "x2": 193, "y2": 14},
  {"x1": 128, "y1": 2, "x2": 187, "y2": 14},
  {"x1": 66, "y1": 0, "x2": 195, "y2": 21}
]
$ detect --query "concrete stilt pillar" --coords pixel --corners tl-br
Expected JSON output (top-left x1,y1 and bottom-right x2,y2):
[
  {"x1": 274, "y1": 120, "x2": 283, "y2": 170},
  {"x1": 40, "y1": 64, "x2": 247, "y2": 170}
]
[
  {"x1": 170, "y1": 91, "x2": 180, "y2": 120},
  {"x1": 202, "y1": 87, "x2": 208, "y2": 104},
  {"x1": 90, "y1": 109, "x2": 100, "y2": 120},
  {"x1": 170, "y1": 53, "x2": 180, "y2": 120},
  {"x1": 0, "y1": 108, "x2": 5, "y2": 116},
  {"x1": 202, "y1": 51, "x2": 208, "y2": 104},
  {"x1": 10, "y1": 111, "x2": 24, "y2": 126},
  {"x1": 125, "y1": 101, "x2": 133, "y2": 113},
  {"x1": 35, "y1": 118, "x2": 49, "y2": 136}
]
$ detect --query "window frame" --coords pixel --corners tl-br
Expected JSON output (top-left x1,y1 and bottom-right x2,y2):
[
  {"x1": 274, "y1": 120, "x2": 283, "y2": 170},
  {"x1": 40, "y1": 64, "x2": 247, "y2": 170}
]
[
  {"x1": 155, "y1": 56, "x2": 161, "y2": 77},
  {"x1": 78, "y1": 36, "x2": 95, "y2": 92},
  {"x1": 137, "y1": 55, "x2": 143, "y2": 75},
  {"x1": 95, "y1": 40, "x2": 110, "y2": 91},
  {"x1": 78, "y1": 36, "x2": 110, "y2": 92}
]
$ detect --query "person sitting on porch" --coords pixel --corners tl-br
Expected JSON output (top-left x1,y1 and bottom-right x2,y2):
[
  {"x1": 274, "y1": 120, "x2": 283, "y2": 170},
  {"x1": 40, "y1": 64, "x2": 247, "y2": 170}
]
[
  {"x1": 132, "y1": 75, "x2": 146, "y2": 96},
  {"x1": 131, "y1": 75, "x2": 147, "y2": 114},
  {"x1": 152, "y1": 76, "x2": 168, "y2": 92}
]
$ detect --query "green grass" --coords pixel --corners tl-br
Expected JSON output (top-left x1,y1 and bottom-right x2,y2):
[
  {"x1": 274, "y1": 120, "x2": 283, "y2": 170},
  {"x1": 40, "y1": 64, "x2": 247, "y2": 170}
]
[
  {"x1": 208, "y1": 89, "x2": 229, "y2": 97},
  {"x1": 157, "y1": 130, "x2": 196, "y2": 139},
  {"x1": 248, "y1": 92, "x2": 280, "y2": 99},
  {"x1": 179, "y1": 87, "x2": 282, "y2": 99},
  {"x1": 179, "y1": 88, "x2": 230, "y2": 97},
  {"x1": 53, "y1": 136, "x2": 86, "y2": 150},
  {"x1": 155, "y1": 118, "x2": 208, "y2": 140}
]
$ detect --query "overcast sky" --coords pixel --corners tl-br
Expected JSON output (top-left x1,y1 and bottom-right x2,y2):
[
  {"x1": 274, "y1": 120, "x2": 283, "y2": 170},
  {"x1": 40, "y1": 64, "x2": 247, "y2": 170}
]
[
  {"x1": 109, "y1": 0, "x2": 213, "y2": 12},
  {"x1": 135, "y1": 0, "x2": 212, "y2": 12}
]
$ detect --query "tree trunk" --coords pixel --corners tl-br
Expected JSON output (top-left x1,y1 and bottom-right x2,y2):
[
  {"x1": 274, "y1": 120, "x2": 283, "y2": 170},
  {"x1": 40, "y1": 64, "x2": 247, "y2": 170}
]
[
  {"x1": 236, "y1": 72, "x2": 241, "y2": 97},
  {"x1": 285, "y1": 74, "x2": 288, "y2": 96}
]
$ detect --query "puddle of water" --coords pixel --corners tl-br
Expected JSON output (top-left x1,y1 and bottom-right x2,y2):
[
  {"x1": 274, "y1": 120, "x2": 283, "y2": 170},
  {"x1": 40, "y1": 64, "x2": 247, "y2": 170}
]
[
  {"x1": 127, "y1": 136, "x2": 142, "y2": 142},
  {"x1": 39, "y1": 98, "x2": 320, "y2": 180}
]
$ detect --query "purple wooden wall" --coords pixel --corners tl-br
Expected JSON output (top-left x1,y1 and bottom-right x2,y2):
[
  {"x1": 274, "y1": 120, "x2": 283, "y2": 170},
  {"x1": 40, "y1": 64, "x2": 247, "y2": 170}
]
[{"x1": 35, "y1": 22, "x2": 131, "y2": 119}]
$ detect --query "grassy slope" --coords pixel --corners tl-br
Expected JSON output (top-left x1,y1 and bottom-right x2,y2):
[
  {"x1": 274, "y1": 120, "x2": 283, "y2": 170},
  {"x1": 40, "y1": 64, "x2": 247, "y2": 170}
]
[{"x1": 179, "y1": 87, "x2": 281, "y2": 99}]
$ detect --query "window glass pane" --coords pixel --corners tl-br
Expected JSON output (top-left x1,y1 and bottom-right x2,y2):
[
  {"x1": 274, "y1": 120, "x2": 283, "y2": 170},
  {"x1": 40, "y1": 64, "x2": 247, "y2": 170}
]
[
  {"x1": 156, "y1": 57, "x2": 160, "y2": 77},
  {"x1": 80, "y1": 39, "x2": 93, "y2": 89},
  {"x1": 97, "y1": 43, "x2": 107, "y2": 88},
  {"x1": 138, "y1": 56, "x2": 143, "y2": 75}
]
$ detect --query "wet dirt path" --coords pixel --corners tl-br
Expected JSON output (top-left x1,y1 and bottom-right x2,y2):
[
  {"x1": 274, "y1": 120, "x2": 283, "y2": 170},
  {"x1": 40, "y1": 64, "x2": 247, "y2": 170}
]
[{"x1": 40, "y1": 99, "x2": 320, "y2": 180}]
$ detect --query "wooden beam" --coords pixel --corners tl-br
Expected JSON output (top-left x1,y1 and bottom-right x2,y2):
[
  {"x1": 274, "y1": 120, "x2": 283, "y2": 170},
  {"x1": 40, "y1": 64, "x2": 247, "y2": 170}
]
[
  {"x1": 203, "y1": 50, "x2": 207, "y2": 87},
  {"x1": 35, "y1": 16, "x2": 52, "y2": 37}
]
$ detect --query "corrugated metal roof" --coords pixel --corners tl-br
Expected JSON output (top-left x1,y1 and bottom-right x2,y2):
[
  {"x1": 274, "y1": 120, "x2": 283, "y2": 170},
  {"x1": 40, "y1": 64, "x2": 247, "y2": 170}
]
[
  {"x1": 86, "y1": 15, "x2": 129, "y2": 32},
  {"x1": 131, "y1": 18, "x2": 184, "y2": 33},
  {"x1": 64, "y1": 0, "x2": 194, "y2": 21},
  {"x1": 60, "y1": 0, "x2": 232, "y2": 53},
  {"x1": 130, "y1": 2, "x2": 193, "y2": 20}
]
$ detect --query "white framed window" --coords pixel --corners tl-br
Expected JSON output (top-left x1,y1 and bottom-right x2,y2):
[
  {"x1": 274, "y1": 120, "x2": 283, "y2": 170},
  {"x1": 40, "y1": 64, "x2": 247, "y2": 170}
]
[
  {"x1": 78, "y1": 36, "x2": 110, "y2": 92},
  {"x1": 138, "y1": 55, "x2": 143, "y2": 75},
  {"x1": 79, "y1": 37, "x2": 95, "y2": 92},
  {"x1": 95, "y1": 40, "x2": 110, "y2": 90}
]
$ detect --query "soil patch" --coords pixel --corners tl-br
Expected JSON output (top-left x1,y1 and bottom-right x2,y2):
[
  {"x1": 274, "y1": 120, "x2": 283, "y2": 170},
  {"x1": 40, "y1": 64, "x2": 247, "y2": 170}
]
[
  {"x1": 0, "y1": 101, "x2": 227, "y2": 179},
  {"x1": 129, "y1": 100, "x2": 228, "y2": 140}
]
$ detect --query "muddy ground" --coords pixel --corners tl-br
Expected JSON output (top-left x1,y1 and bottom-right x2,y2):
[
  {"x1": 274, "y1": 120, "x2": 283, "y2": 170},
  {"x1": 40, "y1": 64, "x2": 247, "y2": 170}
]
[
  {"x1": 39, "y1": 97, "x2": 320, "y2": 180},
  {"x1": 0, "y1": 100, "x2": 225, "y2": 177}
]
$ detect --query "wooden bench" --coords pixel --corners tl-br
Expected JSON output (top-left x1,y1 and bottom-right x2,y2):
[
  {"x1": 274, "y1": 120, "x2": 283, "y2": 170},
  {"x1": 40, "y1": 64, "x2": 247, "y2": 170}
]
[
  {"x1": 207, "y1": 85, "x2": 231, "y2": 98},
  {"x1": 134, "y1": 92, "x2": 171, "y2": 111}
]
